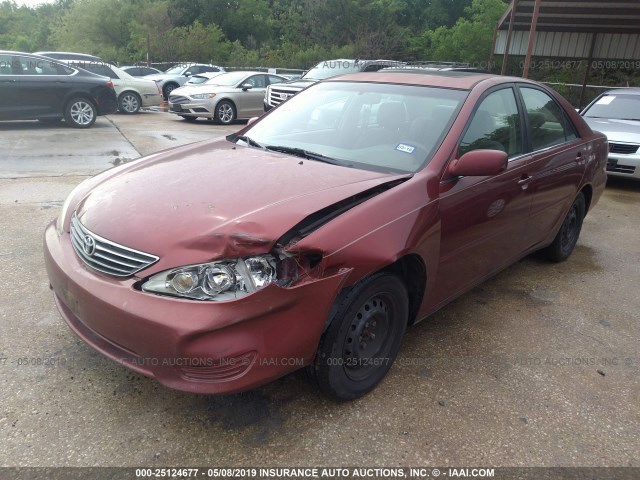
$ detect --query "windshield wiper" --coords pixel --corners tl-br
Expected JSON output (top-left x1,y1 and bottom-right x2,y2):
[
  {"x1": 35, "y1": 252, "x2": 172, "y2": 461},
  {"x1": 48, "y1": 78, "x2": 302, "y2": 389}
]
[
  {"x1": 264, "y1": 145, "x2": 343, "y2": 165},
  {"x1": 234, "y1": 135, "x2": 266, "y2": 149}
]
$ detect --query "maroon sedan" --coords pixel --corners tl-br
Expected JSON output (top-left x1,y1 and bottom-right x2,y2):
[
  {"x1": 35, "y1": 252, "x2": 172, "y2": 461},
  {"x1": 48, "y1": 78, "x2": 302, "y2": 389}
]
[{"x1": 44, "y1": 72, "x2": 607, "y2": 400}]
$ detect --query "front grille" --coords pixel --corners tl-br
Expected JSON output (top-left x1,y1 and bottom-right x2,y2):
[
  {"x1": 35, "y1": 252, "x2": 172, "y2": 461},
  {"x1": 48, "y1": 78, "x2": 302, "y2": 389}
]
[
  {"x1": 267, "y1": 86, "x2": 302, "y2": 107},
  {"x1": 609, "y1": 143, "x2": 639, "y2": 155},
  {"x1": 607, "y1": 164, "x2": 636, "y2": 175},
  {"x1": 70, "y1": 213, "x2": 158, "y2": 277},
  {"x1": 178, "y1": 351, "x2": 257, "y2": 382},
  {"x1": 169, "y1": 95, "x2": 190, "y2": 105}
]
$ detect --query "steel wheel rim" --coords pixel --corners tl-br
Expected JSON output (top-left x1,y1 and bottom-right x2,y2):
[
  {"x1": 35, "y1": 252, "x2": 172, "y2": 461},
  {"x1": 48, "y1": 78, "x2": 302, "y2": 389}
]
[
  {"x1": 70, "y1": 101, "x2": 94, "y2": 125},
  {"x1": 121, "y1": 95, "x2": 139, "y2": 113},
  {"x1": 560, "y1": 204, "x2": 578, "y2": 251},
  {"x1": 342, "y1": 294, "x2": 392, "y2": 382}
]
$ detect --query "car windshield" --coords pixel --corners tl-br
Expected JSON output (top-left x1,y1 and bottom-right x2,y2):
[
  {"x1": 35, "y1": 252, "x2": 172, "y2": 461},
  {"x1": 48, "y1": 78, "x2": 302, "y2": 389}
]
[
  {"x1": 205, "y1": 71, "x2": 249, "y2": 86},
  {"x1": 237, "y1": 81, "x2": 467, "y2": 174},
  {"x1": 303, "y1": 61, "x2": 361, "y2": 80},
  {"x1": 582, "y1": 93, "x2": 640, "y2": 121},
  {"x1": 164, "y1": 64, "x2": 187, "y2": 74}
]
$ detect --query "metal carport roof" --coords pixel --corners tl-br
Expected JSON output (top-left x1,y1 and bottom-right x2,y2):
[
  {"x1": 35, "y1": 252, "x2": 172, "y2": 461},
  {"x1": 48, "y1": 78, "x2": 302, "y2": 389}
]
[{"x1": 491, "y1": 0, "x2": 640, "y2": 106}]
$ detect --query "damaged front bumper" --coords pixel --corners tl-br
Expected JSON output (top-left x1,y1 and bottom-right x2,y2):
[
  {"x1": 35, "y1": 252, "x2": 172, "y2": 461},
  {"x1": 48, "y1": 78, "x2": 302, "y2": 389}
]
[{"x1": 44, "y1": 221, "x2": 351, "y2": 394}]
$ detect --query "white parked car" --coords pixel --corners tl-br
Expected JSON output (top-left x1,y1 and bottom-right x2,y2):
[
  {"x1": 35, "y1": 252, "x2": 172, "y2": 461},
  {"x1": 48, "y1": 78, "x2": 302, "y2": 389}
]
[
  {"x1": 581, "y1": 88, "x2": 640, "y2": 180},
  {"x1": 144, "y1": 63, "x2": 226, "y2": 99},
  {"x1": 67, "y1": 61, "x2": 162, "y2": 114}
]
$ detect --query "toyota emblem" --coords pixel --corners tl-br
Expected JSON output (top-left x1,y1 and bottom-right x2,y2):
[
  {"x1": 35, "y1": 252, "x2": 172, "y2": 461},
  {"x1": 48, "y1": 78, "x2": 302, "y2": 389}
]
[{"x1": 83, "y1": 235, "x2": 96, "y2": 256}]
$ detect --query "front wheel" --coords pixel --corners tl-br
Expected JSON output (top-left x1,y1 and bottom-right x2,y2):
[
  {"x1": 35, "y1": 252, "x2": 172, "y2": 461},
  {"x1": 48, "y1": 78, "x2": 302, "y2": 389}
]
[
  {"x1": 118, "y1": 92, "x2": 141, "y2": 114},
  {"x1": 542, "y1": 192, "x2": 586, "y2": 262},
  {"x1": 179, "y1": 115, "x2": 197, "y2": 122},
  {"x1": 163, "y1": 83, "x2": 178, "y2": 100},
  {"x1": 310, "y1": 273, "x2": 408, "y2": 400},
  {"x1": 64, "y1": 98, "x2": 96, "y2": 128},
  {"x1": 214, "y1": 100, "x2": 236, "y2": 125}
]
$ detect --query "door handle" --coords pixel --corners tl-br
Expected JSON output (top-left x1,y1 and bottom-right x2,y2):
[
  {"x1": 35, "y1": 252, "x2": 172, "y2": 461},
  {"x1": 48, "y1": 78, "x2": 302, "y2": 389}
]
[
  {"x1": 575, "y1": 152, "x2": 586, "y2": 165},
  {"x1": 517, "y1": 174, "x2": 533, "y2": 189}
]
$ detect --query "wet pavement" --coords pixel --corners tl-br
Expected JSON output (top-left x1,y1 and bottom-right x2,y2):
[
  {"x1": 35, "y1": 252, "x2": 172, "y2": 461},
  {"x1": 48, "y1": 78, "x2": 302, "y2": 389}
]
[{"x1": 0, "y1": 112, "x2": 638, "y2": 468}]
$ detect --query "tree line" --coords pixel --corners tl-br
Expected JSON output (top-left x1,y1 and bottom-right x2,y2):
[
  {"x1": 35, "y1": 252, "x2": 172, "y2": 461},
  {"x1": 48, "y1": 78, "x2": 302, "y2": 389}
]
[{"x1": 0, "y1": 0, "x2": 509, "y2": 69}]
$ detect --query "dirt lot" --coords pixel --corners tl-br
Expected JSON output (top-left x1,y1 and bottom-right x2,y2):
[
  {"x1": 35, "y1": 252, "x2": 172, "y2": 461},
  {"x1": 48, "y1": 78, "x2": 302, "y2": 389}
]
[{"x1": 0, "y1": 111, "x2": 638, "y2": 469}]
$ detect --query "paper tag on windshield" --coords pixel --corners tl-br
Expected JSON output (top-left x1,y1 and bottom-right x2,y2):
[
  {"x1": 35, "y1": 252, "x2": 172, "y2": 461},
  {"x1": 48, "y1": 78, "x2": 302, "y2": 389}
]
[
  {"x1": 596, "y1": 96, "x2": 615, "y2": 105},
  {"x1": 396, "y1": 143, "x2": 415, "y2": 154}
]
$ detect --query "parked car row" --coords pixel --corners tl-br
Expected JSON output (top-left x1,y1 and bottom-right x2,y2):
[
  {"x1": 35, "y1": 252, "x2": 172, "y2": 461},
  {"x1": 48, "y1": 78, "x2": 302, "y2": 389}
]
[{"x1": 1, "y1": 49, "x2": 638, "y2": 183}]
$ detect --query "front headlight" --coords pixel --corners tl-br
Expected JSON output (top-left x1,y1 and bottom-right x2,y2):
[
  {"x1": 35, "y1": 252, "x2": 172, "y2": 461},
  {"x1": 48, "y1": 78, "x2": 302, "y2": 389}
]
[
  {"x1": 56, "y1": 180, "x2": 88, "y2": 235},
  {"x1": 142, "y1": 255, "x2": 277, "y2": 301},
  {"x1": 190, "y1": 93, "x2": 216, "y2": 100}
]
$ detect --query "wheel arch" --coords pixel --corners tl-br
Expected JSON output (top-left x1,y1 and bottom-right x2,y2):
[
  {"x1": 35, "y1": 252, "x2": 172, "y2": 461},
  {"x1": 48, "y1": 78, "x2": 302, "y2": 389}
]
[
  {"x1": 580, "y1": 184, "x2": 593, "y2": 213},
  {"x1": 380, "y1": 254, "x2": 427, "y2": 326},
  {"x1": 64, "y1": 93, "x2": 97, "y2": 110},
  {"x1": 118, "y1": 89, "x2": 141, "y2": 100}
]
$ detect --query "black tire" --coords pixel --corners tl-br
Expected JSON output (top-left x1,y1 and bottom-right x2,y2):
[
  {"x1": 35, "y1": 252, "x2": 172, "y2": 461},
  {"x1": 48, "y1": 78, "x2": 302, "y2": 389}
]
[
  {"x1": 310, "y1": 273, "x2": 408, "y2": 400},
  {"x1": 64, "y1": 97, "x2": 97, "y2": 128},
  {"x1": 163, "y1": 83, "x2": 178, "y2": 100},
  {"x1": 214, "y1": 100, "x2": 236, "y2": 125},
  {"x1": 118, "y1": 92, "x2": 141, "y2": 114},
  {"x1": 542, "y1": 192, "x2": 586, "y2": 262},
  {"x1": 179, "y1": 115, "x2": 197, "y2": 122}
]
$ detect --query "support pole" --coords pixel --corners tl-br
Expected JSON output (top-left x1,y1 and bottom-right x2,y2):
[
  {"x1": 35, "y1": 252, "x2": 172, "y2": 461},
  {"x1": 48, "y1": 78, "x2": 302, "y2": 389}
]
[
  {"x1": 501, "y1": 0, "x2": 518, "y2": 76},
  {"x1": 578, "y1": 34, "x2": 598, "y2": 110},
  {"x1": 522, "y1": 0, "x2": 541, "y2": 78}
]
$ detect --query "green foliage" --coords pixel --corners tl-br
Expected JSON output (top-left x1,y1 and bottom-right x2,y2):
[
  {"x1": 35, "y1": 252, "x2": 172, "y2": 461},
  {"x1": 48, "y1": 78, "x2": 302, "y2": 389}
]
[
  {"x1": 5, "y1": 0, "x2": 637, "y2": 99},
  {"x1": 424, "y1": 0, "x2": 509, "y2": 64}
]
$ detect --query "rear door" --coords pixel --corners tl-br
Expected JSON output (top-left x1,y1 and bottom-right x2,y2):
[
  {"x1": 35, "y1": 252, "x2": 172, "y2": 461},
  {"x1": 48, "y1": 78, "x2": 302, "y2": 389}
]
[
  {"x1": 235, "y1": 74, "x2": 268, "y2": 118},
  {"x1": 0, "y1": 53, "x2": 21, "y2": 119},
  {"x1": 515, "y1": 85, "x2": 584, "y2": 247}
]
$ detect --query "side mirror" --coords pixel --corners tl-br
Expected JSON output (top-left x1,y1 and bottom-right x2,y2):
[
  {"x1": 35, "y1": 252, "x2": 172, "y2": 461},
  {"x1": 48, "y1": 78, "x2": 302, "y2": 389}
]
[
  {"x1": 247, "y1": 117, "x2": 259, "y2": 125},
  {"x1": 184, "y1": 72, "x2": 192, "y2": 77},
  {"x1": 241, "y1": 83, "x2": 253, "y2": 91},
  {"x1": 448, "y1": 149, "x2": 508, "y2": 177}
]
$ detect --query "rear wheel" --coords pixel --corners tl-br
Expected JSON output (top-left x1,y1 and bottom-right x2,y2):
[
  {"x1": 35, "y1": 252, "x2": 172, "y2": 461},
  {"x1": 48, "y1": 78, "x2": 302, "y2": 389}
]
[
  {"x1": 542, "y1": 192, "x2": 586, "y2": 262},
  {"x1": 64, "y1": 98, "x2": 96, "y2": 128},
  {"x1": 310, "y1": 273, "x2": 408, "y2": 400},
  {"x1": 118, "y1": 92, "x2": 141, "y2": 114}
]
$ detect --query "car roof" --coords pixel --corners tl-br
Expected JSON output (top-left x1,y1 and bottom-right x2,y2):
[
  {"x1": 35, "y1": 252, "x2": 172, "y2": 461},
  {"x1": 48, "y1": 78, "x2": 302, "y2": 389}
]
[
  {"x1": 33, "y1": 51, "x2": 102, "y2": 60},
  {"x1": 331, "y1": 70, "x2": 500, "y2": 90},
  {"x1": 600, "y1": 88, "x2": 640, "y2": 96}
]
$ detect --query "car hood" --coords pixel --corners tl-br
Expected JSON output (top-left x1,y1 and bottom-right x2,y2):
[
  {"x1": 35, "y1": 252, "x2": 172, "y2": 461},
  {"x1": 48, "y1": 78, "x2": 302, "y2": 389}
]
[
  {"x1": 276, "y1": 79, "x2": 317, "y2": 89},
  {"x1": 583, "y1": 117, "x2": 640, "y2": 143},
  {"x1": 75, "y1": 139, "x2": 406, "y2": 269}
]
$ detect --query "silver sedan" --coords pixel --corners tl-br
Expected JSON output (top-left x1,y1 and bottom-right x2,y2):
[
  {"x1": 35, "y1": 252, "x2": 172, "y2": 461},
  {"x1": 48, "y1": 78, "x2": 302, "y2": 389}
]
[
  {"x1": 581, "y1": 88, "x2": 640, "y2": 179},
  {"x1": 168, "y1": 71, "x2": 287, "y2": 124}
]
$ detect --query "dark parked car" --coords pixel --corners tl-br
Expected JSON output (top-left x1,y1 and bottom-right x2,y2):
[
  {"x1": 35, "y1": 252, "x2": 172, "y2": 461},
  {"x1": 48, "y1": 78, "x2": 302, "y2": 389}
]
[
  {"x1": 44, "y1": 71, "x2": 607, "y2": 400},
  {"x1": 33, "y1": 51, "x2": 103, "y2": 63},
  {"x1": 0, "y1": 51, "x2": 117, "y2": 127}
]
